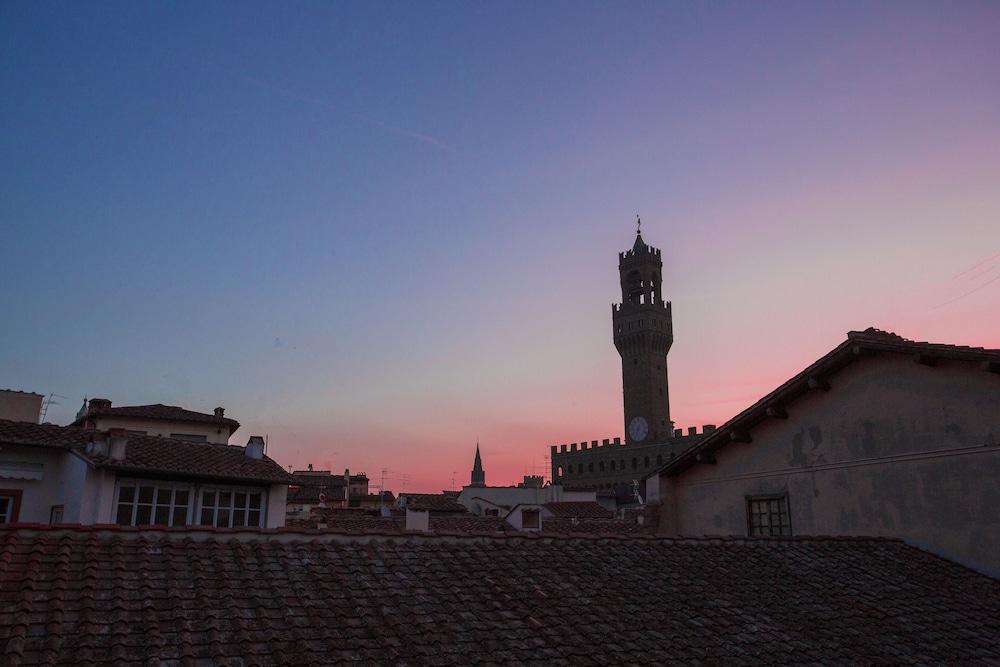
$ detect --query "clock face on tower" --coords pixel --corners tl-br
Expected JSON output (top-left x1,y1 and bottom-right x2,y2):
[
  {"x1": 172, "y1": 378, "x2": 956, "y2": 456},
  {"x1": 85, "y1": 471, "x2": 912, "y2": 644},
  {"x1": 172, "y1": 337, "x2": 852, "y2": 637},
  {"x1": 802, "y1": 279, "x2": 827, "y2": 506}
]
[{"x1": 628, "y1": 416, "x2": 649, "y2": 442}]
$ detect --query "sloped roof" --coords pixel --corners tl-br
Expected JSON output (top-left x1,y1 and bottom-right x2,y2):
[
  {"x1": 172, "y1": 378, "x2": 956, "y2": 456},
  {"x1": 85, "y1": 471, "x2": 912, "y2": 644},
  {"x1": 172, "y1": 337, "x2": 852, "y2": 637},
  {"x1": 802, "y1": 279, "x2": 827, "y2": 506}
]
[
  {"x1": 1, "y1": 526, "x2": 998, "y2": 664},
  {"x1": 398, "y1": 493, "x2": 467, "y2": 513},
  {"x1": 541, "y1": 517, "x2": 653, "y2": 536},
  {"x1": 286, "y1": 509, "x2": 509, "y2": 535},
  {"x1": 652, "y1": 328, "x2": 1000, "y2": 479},
  {"x1": 0, "y1": 420, "x2": 290, "y2": 485},
  {"x1": 543, "y1": 501, "x2": 613, "y2": 519},
  {"x1": 73, "y1": 403, "x2": 240, "y2": 434}
]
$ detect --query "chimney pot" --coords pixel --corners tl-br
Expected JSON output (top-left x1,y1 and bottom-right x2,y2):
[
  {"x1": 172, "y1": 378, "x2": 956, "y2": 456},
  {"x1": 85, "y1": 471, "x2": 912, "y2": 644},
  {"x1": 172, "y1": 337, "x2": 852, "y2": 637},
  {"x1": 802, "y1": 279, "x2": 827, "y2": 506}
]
[
  {"x1": 214, "y1": 406, "x2": 225, "y2": 418},
  {"x1": 108, "y1": 428, "x2": 127, "y2": 461},
  {"x1": 405, "y1": 508, "x2": 431, "y2": 533},
  {"x1": 245, "y1": 436, "x2": 265, "y2": 460}
]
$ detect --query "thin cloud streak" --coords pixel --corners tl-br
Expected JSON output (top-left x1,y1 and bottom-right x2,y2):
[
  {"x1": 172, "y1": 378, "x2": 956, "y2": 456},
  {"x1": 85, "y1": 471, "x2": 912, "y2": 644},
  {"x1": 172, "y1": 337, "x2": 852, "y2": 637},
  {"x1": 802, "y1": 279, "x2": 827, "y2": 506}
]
[{"x1": 216, "y1": 65, "x2": 454, "y2": 152}]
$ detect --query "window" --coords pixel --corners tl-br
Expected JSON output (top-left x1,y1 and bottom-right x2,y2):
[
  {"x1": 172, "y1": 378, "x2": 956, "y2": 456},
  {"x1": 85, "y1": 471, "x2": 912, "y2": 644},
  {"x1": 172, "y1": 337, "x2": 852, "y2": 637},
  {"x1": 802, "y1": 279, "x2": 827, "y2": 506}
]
[
  {"x1": 485, "y1": 508, "x2": 499, "y2": 517},
  {"x1": 631, "y1": 458, "x2": 637, "y2": 470},
  {"x1": 588, "y1": 462, "x2": 594, "y2": 473},
  {"x1": 747, "y1": 495, "x2": 792, "y2": 536},
  {"x1": 116, "y1": 481, "x2": 191, "y2": 526},
  {"x1": 170, "y1": 433, "x2": 207, "y2": 442},
  {"x1": 644, "y1": 456, "x2": 650, "y2": 468},
  {"x1": 522, "y1": 509, "x2": 540, "y2": 529},
  {"x1": 656, "y1": 454, "x2": 662, "y2": 466},
  {"x1": 556, "y1": 466, "x2": 563, "y2": 477},
  {"x1": 599, "y1": 461, "x2": 605, "y2": 471},
  {"x1": 199, "y1": 488, "x2": 264, "y2": 528},
  {"x1": 50, "y1": 505, "x2": 64, "y2": 524},
  {"x1": 610, "y1": 460, "x2": 616, "y2": 471},
  {"x1": 0, "y1": 490, "x2": 23, "y2": 524}
]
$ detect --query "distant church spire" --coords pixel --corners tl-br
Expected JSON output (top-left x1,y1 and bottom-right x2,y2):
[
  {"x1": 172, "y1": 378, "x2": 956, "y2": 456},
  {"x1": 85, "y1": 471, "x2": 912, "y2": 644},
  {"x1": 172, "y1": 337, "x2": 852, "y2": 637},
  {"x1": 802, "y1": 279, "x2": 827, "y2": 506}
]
[{"x1": 470, "y1": 442, "x2": 485, "y2": 487}]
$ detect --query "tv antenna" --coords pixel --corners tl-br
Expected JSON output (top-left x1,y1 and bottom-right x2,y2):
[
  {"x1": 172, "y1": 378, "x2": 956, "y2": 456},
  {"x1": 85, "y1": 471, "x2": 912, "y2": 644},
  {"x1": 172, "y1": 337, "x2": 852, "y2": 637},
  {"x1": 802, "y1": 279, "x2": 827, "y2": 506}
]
[{"x1": 39, "y1": 393, "x2": 66, "y2": 423}]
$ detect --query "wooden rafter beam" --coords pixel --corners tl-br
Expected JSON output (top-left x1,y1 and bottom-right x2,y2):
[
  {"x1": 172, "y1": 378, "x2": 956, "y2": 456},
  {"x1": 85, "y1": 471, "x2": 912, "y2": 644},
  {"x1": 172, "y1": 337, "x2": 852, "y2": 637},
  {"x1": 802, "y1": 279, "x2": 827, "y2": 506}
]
[
  {"x1": 765, "y1": 405, "x2": 788, "y2": 420},
  {"x1": 807, "y1": 376, "x2": 830, "y2": 391}
]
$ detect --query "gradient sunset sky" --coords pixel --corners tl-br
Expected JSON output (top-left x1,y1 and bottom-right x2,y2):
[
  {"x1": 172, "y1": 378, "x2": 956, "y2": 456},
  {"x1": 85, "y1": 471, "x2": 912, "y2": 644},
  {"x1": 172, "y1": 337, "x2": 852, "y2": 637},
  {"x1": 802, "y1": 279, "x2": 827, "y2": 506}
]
[{"x1": 2, "y1": 2, "x2": 999, "y2": 492}]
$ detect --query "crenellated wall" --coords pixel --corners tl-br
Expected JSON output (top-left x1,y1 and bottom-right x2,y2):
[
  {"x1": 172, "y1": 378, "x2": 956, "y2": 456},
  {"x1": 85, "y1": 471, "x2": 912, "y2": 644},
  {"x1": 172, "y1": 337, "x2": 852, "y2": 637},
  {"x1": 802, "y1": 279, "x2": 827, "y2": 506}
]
[{"x1": 550, "y1": 425, "x2": 716, "y2": 491}]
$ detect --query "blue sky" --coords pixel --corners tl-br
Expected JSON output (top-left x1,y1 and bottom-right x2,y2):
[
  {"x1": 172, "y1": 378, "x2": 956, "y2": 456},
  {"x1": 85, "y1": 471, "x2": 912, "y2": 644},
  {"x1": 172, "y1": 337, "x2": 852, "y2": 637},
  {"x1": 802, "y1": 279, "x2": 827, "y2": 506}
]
[{"x1": 2, "y1": 2, "x2": 999, "y2": 490}]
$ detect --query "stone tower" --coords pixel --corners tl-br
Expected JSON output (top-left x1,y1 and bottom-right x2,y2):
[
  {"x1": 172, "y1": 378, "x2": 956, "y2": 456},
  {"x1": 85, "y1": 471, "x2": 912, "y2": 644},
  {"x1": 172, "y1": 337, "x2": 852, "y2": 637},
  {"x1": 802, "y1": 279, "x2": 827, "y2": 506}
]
[
  {"x1": 470, "y1": 443, "x2": 485, "y2": 487},
  {"x1": 612, "y1": 225, "x2": 673, "y2": 444}
]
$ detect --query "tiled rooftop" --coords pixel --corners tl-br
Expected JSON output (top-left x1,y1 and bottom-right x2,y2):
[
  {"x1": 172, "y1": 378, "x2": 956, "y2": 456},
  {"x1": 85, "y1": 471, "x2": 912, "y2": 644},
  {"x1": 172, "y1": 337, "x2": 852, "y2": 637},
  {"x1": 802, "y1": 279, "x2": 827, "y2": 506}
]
[
  {"x1": 1, "y1": 526, "x2": 998, "y2": 665},
  {"x1": 0, "y1": 419, "x2": 290, "y2": 485},
  {"x1": 72, "y1": 402, "x2": 240, "y2": 432},
  {"x1": 398, "y1": 493, "x2": 467, "y2": 513},
  {"x1": 543, "y1": 501, "x2": 613, "y2": 519}
]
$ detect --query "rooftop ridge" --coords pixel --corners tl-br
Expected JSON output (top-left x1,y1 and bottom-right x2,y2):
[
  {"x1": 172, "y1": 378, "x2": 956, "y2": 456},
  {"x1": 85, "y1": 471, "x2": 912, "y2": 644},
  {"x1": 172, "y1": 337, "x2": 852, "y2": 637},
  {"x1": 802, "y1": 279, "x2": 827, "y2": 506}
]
[{"x1": 0, "y1": 523, "x2": 913, "y2": 546}]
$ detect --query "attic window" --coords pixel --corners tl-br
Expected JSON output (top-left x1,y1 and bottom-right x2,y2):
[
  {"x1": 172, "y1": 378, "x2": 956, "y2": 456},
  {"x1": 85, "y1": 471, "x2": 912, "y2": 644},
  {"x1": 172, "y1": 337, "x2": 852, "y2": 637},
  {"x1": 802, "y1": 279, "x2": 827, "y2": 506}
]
[
  {"x1": 115, "y1": 481, "x2": 190, "y2": 526},
  {"x1": 199, "y1": 488, "x2": 264, "y2": 528},
  {"x1": 522, "y1": 509, "x2": 540, "y2": 529},
  {"x1": 747, "y1": 495, "x2": 792, "y2": 537}
]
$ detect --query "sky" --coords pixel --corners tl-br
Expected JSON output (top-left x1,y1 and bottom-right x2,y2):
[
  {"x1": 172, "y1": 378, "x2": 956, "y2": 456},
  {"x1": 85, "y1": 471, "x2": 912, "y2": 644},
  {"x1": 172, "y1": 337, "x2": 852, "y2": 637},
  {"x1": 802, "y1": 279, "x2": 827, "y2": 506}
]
[{"x1": 2, "y1": 2, "x2": 999, "y2": 493}]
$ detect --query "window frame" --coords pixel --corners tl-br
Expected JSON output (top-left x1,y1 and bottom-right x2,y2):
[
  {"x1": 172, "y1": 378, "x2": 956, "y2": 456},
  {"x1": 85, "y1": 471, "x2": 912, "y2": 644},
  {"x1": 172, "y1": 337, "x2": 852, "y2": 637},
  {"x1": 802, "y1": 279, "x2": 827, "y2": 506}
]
[
  {"x1": 746, "y1": 493, "x2": 792, "y2": 537},
  {"x1": 114, "y1": 479, "x2": 194, "y2": 527},
  {"x1": 198, "y1": 485, "x2": 266, "y2": 528},
  {"x1": 0, "y1": 489, "x2": 23, "y2": 524}
]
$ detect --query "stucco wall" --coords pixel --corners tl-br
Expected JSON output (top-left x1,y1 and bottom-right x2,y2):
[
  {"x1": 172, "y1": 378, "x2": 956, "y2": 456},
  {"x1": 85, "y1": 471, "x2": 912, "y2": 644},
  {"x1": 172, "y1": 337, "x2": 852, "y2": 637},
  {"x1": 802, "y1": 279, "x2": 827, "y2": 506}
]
[
  {"x1": 0, "y1": 391, "x2": 43, "y2": 423},
  {"x1": 266, "y1": 483, "x2": 287, "y2": 528},
  {"x1": 0, "y1": 446, "x2": 90, "y2": 523},
  {"x1": 659, "y1": 355, "x2": 1000, "y2": 575},
  {"x1": 458, "y1": 485, "x2": 595, "y2": 515},
  {"x1": 90, "y1": 417, "x2": 232, "y2": 444}
]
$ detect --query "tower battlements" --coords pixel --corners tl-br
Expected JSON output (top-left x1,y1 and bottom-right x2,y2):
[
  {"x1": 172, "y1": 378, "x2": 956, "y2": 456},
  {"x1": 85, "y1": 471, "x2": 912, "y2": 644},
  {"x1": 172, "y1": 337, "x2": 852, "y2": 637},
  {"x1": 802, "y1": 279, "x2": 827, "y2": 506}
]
[
  {"x1": 549, "y1": 425, "x2": 717, "y2": 455},
  {"x1": 619, "y1": 244, "x2": 661, "y2": 266}
]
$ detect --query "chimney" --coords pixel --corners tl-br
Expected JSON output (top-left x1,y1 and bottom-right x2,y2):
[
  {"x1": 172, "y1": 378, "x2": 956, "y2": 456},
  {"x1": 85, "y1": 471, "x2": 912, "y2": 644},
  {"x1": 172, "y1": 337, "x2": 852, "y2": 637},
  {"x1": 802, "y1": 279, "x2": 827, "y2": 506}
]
[
  {"x1": 245, "y1": 436, "x2": 265, "y2": 459},
  {"x1": 703, "y1": 424, "x2": 717, "y2": 433},
  {"x1": 214, "y1": 406, "x2": 225, "y2": 418},
  {"x1": 307, "y1": 463, "x2": 313, "y2": 472},
  {"x1": 344, "y1": 468, "x2": 350, "y2": 497},
  {"x1": 88, "y1": 398, "x2": 112, "y2": 413},
  {"x1": 108, "y1": 428, "x2": 128, "y2": 461},
  {"x1": 688, "y1": 426, "x2": 697, "y2": 436},
  {"x1": 405, "y1": 508, "x2": 430, "y2": 532}
]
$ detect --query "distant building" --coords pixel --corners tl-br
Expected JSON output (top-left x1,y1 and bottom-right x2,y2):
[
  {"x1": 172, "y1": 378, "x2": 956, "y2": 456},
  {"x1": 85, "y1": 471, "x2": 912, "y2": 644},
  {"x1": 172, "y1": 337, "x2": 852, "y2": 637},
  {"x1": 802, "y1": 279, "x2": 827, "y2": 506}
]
[
  {"x1": 72, "y1": 398, "x2": 240, "y2": 444},
  {"x1": 285, "y1": 466, "x2": 370, "y2": 517},
  {"x1": 645, "y1": 328, "x2": 1000, "y2": 576},
  {"x1": 0, "y1": 390, "x2": 43, "y2": 424},
  {"x1": 0, "y1": 419, "x2": 290, "y2": 527},
  {"x1": 549, "y1": 230, "x2": 714, "y2": 493},
  {"x1": 458, "y1": 447, "x2": 596, "y2": 515}
]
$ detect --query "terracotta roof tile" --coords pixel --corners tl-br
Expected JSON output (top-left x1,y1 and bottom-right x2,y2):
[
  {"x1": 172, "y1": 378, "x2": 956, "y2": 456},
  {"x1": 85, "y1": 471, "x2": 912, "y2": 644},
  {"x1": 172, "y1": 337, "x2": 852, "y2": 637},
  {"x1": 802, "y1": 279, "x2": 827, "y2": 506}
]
[
  {"x1": 0, "y1": 419, "x2": 290, "y2": 485},
  {"x1": 0, "y1": 527, "x2": 998, "y2": 664},
  {"x1": 398, "y1": 493, "x2": 467, "y2": 513},
  {"x1": 543, "y1": 501, "x2": 614, "y2": 519},
  {"x1": 72, "y1": 403, "x2": 241, "y2": 433}
]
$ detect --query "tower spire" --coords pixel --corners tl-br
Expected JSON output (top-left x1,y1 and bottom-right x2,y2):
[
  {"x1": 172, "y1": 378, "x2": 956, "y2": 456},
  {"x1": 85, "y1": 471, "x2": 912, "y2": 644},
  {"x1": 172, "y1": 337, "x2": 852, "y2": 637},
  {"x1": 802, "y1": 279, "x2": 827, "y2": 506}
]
[{"x1": 470, "y1": 442, "x2": 485, "y2": 487}]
